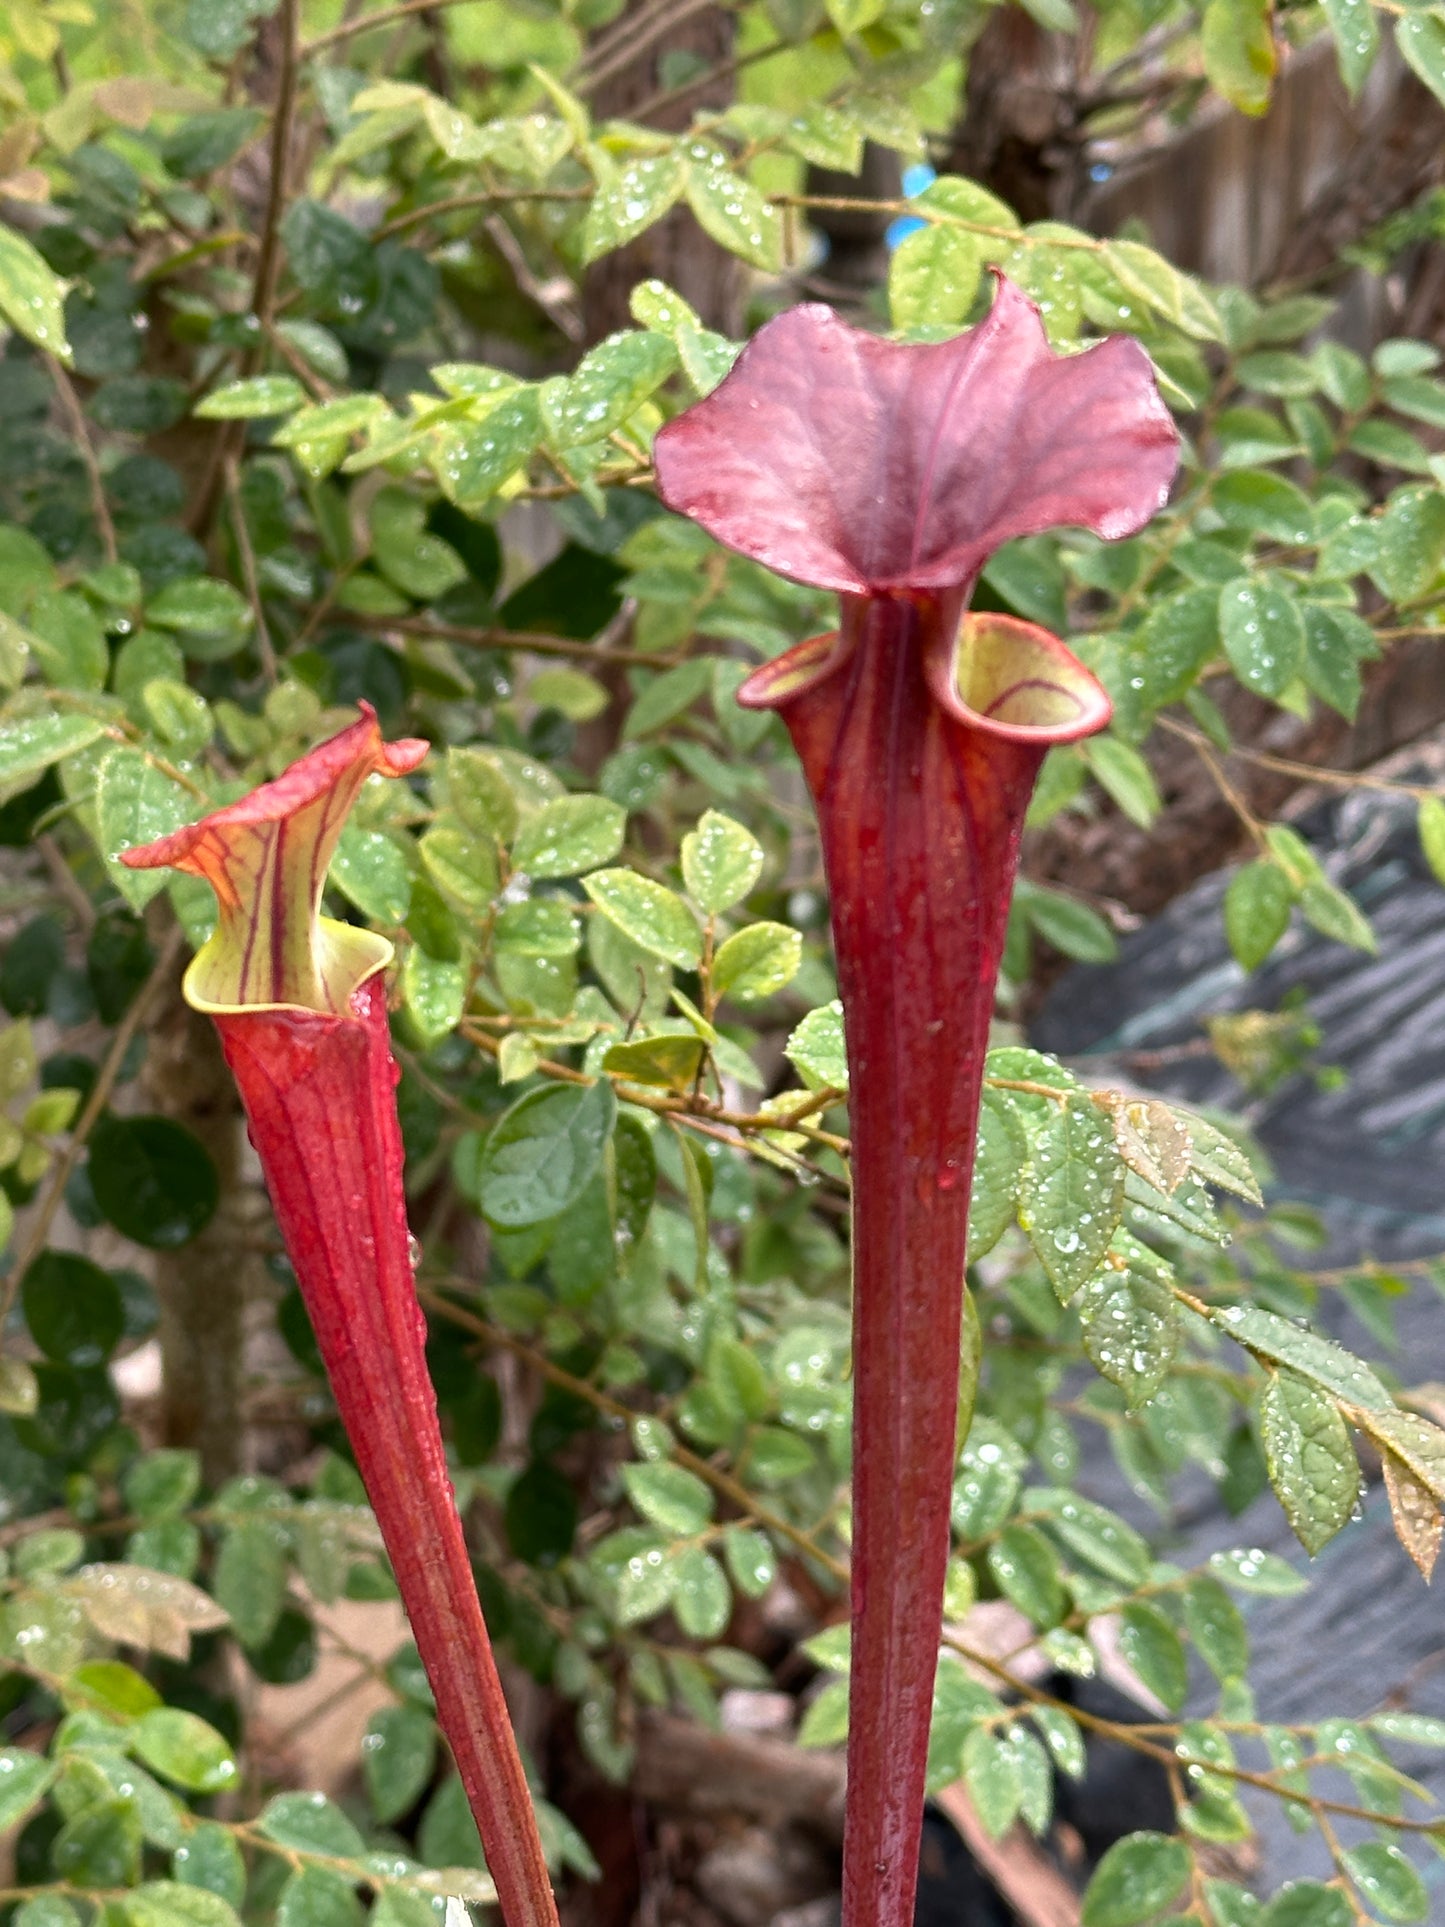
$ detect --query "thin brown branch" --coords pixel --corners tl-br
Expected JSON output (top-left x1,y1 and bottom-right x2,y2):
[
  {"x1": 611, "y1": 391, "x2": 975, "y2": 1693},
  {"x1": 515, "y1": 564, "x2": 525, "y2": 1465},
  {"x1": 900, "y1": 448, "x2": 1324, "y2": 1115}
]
[
  {"x1": 302, "y1": 0, "x2": 468, "y2": 58},
  {"x1": 0, "y1": 925, "x2": 187, "y2": 1334},
  {"x1": 353, "y1": 611, "x2": 676, "y2": 667},
  {"x1": 48, "y1": 357, "x2": 117, "y2": 564},
  {"x1": 225, "y1": 456, "x2": 279, "y2": 683}
]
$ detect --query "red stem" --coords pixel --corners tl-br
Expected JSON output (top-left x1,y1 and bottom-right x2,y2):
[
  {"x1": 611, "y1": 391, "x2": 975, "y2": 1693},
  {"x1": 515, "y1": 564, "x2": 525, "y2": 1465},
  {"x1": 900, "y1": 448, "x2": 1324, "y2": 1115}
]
[
  {"x1": 776, "y1": 596, "x2": 1046, "y2": 1927},
  {"x1": 213, "y1": 981, "x2": 559, "y2": 1927}
]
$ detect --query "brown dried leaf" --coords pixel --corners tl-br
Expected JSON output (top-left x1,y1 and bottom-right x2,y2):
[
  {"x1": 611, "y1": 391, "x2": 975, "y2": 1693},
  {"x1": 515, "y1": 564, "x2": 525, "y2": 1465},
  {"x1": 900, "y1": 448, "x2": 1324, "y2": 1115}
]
[
  {"x1": 65, "y1": 1564, "x2": 229, "y2": 1660},
  {"x1": 1383, "y1": 1452, "x2": 1442, "y2": 1581},
  {"x1": 1098, "y1": 1093, "x2": 1193, "y2": 1194}
]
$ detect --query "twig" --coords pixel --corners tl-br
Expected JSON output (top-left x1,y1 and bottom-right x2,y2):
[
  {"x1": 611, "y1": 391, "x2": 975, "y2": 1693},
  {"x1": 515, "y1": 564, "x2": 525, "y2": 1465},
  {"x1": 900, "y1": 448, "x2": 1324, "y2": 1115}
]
[
  {"x1": 352, "y1": 611, "x2": 677, "y2": 667},
  {"x1": 0, "y1": 926, "x2": 187, "y2": 1335},
  {"x1": 225, "y1": 456, "x2": 279, "y2": 683},
  {"x1": 375, "y1": 185, "x2": 591, "y2": 240},
  {"x1": 250, "y1": 0, "x2": 302, "y2": 342},
  {"x1": 1159, "y1": 714, "x2": 1445, "y2": 805},
  {"x1": 48, "y1": 357, "x2": 117, "y2": 564},
  {"x1": 574, "y1": 0, "x2": 724, "y2": 98},
  {"x1": 302, "y1": 0, "x2": 469, "y2": 56}
]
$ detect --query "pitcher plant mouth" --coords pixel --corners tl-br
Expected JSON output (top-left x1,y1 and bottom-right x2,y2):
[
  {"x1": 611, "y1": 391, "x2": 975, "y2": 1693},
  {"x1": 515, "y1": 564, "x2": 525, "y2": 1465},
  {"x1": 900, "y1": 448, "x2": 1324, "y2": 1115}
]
[
  {"x1": 122, "y1": 702, "x2": 427, "y2": 1018},
  {"x1": 741, "y1": 604, "x2": 1113, "y2": 747},
  {"x1": 121, "y1": 707, "x2": 561, "y2": 1927},
  {"x1": 655, "y1": 273, "x2": 1177, "y2": 1927}
]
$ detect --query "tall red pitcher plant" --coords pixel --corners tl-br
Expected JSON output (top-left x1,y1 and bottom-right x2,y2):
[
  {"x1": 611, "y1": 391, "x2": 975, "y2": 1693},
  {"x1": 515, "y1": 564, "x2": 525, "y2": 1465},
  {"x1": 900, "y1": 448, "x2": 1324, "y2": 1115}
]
[
  {"x1": 654, "y1": 275, "x2": 1179, "y2": 1927},
  {"x1": 123, "y1": 708, "x2": 559, "y2": 1927}
]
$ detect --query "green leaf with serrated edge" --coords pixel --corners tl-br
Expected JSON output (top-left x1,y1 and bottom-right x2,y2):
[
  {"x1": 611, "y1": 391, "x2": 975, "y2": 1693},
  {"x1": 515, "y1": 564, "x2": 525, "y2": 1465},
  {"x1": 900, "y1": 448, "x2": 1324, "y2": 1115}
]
[
  {"x1": 684, "y1": 150, "x2": 783, "y2": 271},
  {"x1": 888, "y1": 223, "x2": 985, "y2": 333},
  {"x1": 987, "y1": 1522, "x2": 1065, "y2": 1628},
  {"x1": 1077, "y1": 1238, "x2": 1178, "y2": 1407},
  {"x1": 1397, "y1": 10, "x2": 1445, "y2": 107},
  {"x1": 1118, "y1": 1601, "x2": 1187, "y2": 1710},
  {"x1": 96, "y1": 749, "x2": 198, "y2": 912},
  {"x1": 1030, "y1": 1488, "x2": 1151, "y2": 1586},
  {"x1": 0, "y1": 221, "x2": 70, "y2": 360},
  {"x1": 474, "y1": 1079, "x2": 617, "y2": 1228},
  {"x1": 131, "y1": 1709, "x2": 237, "y2": 1795},
  {"x1": 1018, "y1": 1098, "x2": 1124, "y2": 1300},
  {"x1": 0, "y1": 1747, "x2": 57, "y2": 1831},
  {"x1": 712, "y1": 922, "x2": 802, "y2": 1003},
  {"x1": 582, "y1": 154, "x2": 687, "y2": 264},
  {"x1": 0, "y1": 713, "x2": 108, "y2": 792},
  {"x1": 1103, "y1": 240, "x2": 1223, "y2": 339},
  {"x1": 541, "y1": 331, "x2": 676, "y2": 449},
  {"x1": 512, "y1": 795, "x2": 625, "y2": 879},
  {"x1": 669, "y1": 1546, "x2": 730, "y2": 1638},
  {"x1": 784, "y1": 1000, "x2": 847, "y2": 1092},
  {"x1": 967, "y1": 1086, "x2": 1026, "y2": 1260},
  {"x1": 1359, "y1": 1407, "x2": 1445, "y2": 1504},
  {"x1": 1223, "y1": 860, "x2": 1294, "y2": 971},
  {"x1": 584, "y1": 868, "x2": 702, "y2": 969},
  {"x1": 195, "y1": 375, "x2": 305, "y2": 419},
  {"x1": 1212, "y1": 1303, "x2": 1392, "y2": 1407},
  {"x1": 1299, "y1": 877, "x2": 1376, "y2": 953},
  {"x1": 331, "y1": 825, "x2": 411, "y2": 925},
  {"x1": 127, "y1": 1883, "x2": 243, "y2": 1927},
  {"x1": 438, "y1": 390, "x2": 541, "y2": 506},
  {"x1": 1218, "y1": 577, "x2": 1305, "y2": 698},
  {"x1": 1081, "y1": 1832, "x2": 1190, "y2": 1926},
  {"x1": 1372, "y1": 484, "x2": 1445, "y2": 600},
  {"x1": 1261, "y1": 1369, "x2": 1359, "y2": 1556},
  {"x1": 1341, "y1": 1842, "x2": 1428, "y2": 1922},
  {"x1": 682, "y1": 810, "x2": 764, "y2": 915},
  {"x1": 1207, "y1": 1546, "x2": 1306, "y2": 1594}
]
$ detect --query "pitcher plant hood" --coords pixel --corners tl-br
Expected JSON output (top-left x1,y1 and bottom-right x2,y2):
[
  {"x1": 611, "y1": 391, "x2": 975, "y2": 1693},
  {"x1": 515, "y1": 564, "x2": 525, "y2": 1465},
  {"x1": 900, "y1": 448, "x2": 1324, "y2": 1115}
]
[
  {"x1": 655, "y1": 275, "x2": 1179, "y2": 1927},
  {"x1": 123, "y1": 706, "x2": 561, "y2": 1927}
]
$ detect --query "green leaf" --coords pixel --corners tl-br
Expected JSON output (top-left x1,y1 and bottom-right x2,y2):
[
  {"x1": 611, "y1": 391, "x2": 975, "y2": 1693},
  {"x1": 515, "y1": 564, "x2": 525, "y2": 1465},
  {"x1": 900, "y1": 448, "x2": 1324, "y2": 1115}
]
[
  {"x1": 681, "y1": 810, "x2": 764, "y2": 915},
  {"x1": 1372, "y1": 484, "x2": 1445, "y2": 601},
  {"x1": 1118, "y1": 1601, "x2": 1188, "y2": 1710},
  {"x1": 583, "y1": 155, "x2": 687, "y2": 263},
  {"x1": 542, "y1": 332, "x2": 676, "y2": 448},
  {"x1": 258, "y1": 1790, "x2": 366, "y2": 1860},
  {"x1": 967, "y1": 1086, "x2": 1026, "y2": 1260},
  {"x1": 1102, "y1": 241, "x2": 1223, "y2": 340},
  {"x1": 0, "y1": 712, "x2": 107, "y2": 792},
  {"x1": 131, "y1": 1709, "x2": 238, "y2": 1795},
  {"x1": 1223, "y1": 860, "x2": 1294, "y2": 971},
  {"x1": 1031, "y1": 1488, "x2": 1151, "y2": 1587},
  {"x1": 987, "y1": 1522, "x2": 1065, "y2": 1628},
  {"x1": 1419, "y1": 794, "x2": 1445, "y2": 884},
  {"x1": 712, "y1": 922, "x2": 802, "y2": 1003},
  {"x1": 1082, "y1": 737, "x2": 1161, "y2": 829},
  {"x1": 363, "y1": 1704, "x2": 436, "y2": 1825},
  {"x1": 784, "y1": 1000, "x2": 847, "y2": 1092},
  {"x1": 0, "y1": 1747, "x2": 57, "y2": 1831},
  {"x1": 1396, "y1": 10, "x2": 1445, "y2": 108},
  {"x1": 1018, "y1": 1100, "x2": 1125, "y2": 1299},
  {"x1": 330, "y1": 825, "x2": 412, "y2": 925},
  {"x1": 684, "y1": 150, "x2": 784, "y2": 271},
  {"x1": 172, "y1": 1822, "x2": 245, "y2": 1906},
  {"x1": 195, "y1": 375, "x2": 306, "y2": 420},
  {"x1": 1217, "y1": 1303, "x2": 1392, "y2": 1407},
  {"x1": 89, "y1": 1115, "x2": 219, "y2": 1249},
  {"x1": 512, "y1": 795, "x2": 625, "y2": 879},
  {"x1": 22, "y1": 1251, "x2": 124, "y2": 1368},
  {"x1": 1200, "y1": 0, "x2": 1274, "y2": 112},
  {"x1": 0, "y1": 1355, "x2": 37, "y2": 1415},
  {"x1": 126, "y1": 1882, "x2": 243, "y2": 1927},
  {"x1": 1261, "y1": 1369, "x2": 1359, "y2": 1556},
  {"x1": 505, "y1": 1459, "x2": 578, "y2": 1567},
  {"x1": 275, "y1": 1869, "x2": 361, "y2": 1927},
  {"x1": 583, "y1": 868, "x2": 702, "y2": 969},
  {"x1": 1322, "y1": 0, "x2": 1379, "y2": 91},
  {"x1": 1260, "y1": 1883, "x2": 1350, "y2": 1927},
  {"x1": 723, "y1": 1527, "x2": 776, "y2": 1599},
  {"x1": 623, "y1": 658, "x2": 714, "y2": 740},
  {"x1": 441, "y1": 392, "x2": 542, "y2": 506},
  {"x1": 1081, "y1": 1831, "x2": 1191, "y2": 1925},
  {"x1": 798, "y1": 1677, "x2": 849, "y2": 1747},
  {"x1": 96, "y1": 749, "x2": 198, "y2": 912},
  {"x1": 1218, "y1": 577, "x2": 1305, "y2": 697},
  {"x1": 961, "y1": 1726, "x2": 1023, "y2": 1839},
  {"x1": 1019, "y1": 885, "x2": 1118, "y2": 963},
  {"x1": 1299, "y1": 877, "x2": 1376, "y2": 952},
  {"x1": 1077, "y1": 1240, "x2": 1178, "y2": 1406},
  {"x1": 419, "y1": 825, "x2": 498, "y2": 912},
  {"x1": 0, "y1": 221, "x2": 71, "y2": 360},
  {"x1": 474, "y1": 1080, "x2": 617, "y2": 1227},
  {"x1": 669, "y1": 1545, "x2": 730, "y2": 1638},
  {"x1": 1184, "y1": 1574, "x2": 1249, "y2": 1681},
  {"x1": 28, "y1": 592, "x2": 107, "y2": 690},
  {"x1": 888, "y1": 223, "x2": 985, "y2": 333},
  {"x1": 146, "y1": 577, "x2": 253, "y2": 651},
  {"x1": 603, "y1": 1032, "x2": 705, "y2": 1089},
  {"x1": 623, "y1": 1461, "x2": 714, "y2": 1536},
  {"x1": 1207, "y1": 1547, "x2": 1307, "y2": 1595},
  {"x1": 1341, "y1": 1842, "x2": 1428, "y2": 1922},
  {"x1": 1302, "y1": 606, "x2": 1364, "y2": 720},
  {"x1": 213, "y1": 1518, "x2": 287, "y2": 1648}
]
